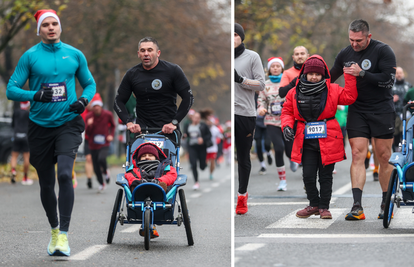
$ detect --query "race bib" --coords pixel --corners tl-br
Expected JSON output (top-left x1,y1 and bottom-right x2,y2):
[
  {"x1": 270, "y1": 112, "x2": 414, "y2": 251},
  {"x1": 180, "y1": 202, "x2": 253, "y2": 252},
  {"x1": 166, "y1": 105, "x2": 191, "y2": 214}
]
[
  {"x1": 145, "y1": 138, "x2": 164, "y2": 149},
  {"x1": 304, "y1": 122, "x2": 327, "y2": 139},
  {"x1": 270, "y1": 102, "x2": 283, "y2": 115},
  {"x1": 42, "y1": 82, "x2": 67, "y2": 102},
  {"x1": 93, "y1": 134, "x2": 106, "y2": 144}
]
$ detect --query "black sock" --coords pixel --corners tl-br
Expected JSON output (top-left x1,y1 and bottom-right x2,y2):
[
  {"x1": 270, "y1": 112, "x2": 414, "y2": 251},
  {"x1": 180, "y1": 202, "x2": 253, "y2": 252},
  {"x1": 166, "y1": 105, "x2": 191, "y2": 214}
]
[
  {"x1": 382, "y1": 192, "x2": 387, "y2": 204},
  {"x1": 352, "y1": 188, "x2": 363, "y2": 205}
]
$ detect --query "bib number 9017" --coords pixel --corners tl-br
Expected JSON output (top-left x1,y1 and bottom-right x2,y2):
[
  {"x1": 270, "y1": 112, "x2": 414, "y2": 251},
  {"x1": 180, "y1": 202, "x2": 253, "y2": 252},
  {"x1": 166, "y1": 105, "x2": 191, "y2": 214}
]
[{"x1": 304, "y1": 122, "x2": 327, "y2": 139}]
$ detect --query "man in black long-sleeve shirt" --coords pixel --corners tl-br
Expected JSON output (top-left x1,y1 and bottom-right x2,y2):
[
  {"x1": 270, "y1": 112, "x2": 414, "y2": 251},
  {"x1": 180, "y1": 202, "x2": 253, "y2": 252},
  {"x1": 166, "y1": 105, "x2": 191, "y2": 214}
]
[
  {"x1": 330, "y1": 19, "x2": 396, "y2": 221},
  {"x1": 114, "y1": 37, "x2": 194, "y2": 135}
]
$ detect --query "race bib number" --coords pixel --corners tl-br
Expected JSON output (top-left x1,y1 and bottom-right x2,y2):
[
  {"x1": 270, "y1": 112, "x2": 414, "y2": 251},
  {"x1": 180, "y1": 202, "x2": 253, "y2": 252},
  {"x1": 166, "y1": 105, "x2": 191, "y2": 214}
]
[
  {"x1": 42, "y1": 82, "x2": 67, "y2": 102},
  {"x1": 270, "y1": 102, "x2": 283, "y2": 115},
  {"x1": 304, "y1": 122, "x2": 327, "y2": 139},
  {"x1": 145, "y1": 138, "x2": 164, "y2": 149},
  {"x1": 93, "y1": 134, "x2": 106, "y2": 144}
]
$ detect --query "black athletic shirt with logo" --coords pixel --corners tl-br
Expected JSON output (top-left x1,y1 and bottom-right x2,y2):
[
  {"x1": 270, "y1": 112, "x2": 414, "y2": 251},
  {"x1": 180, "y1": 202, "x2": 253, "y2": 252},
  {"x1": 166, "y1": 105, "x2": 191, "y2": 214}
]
[
  {"x1": 114, "y1": 60, "x2": 194, "y2": 128},
  {"x1": 330, "y1": 39, "x2": 396, "y2": 114}
]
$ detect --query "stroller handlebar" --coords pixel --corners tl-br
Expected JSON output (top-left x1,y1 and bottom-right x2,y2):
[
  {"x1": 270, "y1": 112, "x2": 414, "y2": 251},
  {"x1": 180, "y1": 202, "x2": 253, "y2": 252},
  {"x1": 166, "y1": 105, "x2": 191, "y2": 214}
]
[{"x1": 403, "y1": 103, "x2": 414, "y2": 121}]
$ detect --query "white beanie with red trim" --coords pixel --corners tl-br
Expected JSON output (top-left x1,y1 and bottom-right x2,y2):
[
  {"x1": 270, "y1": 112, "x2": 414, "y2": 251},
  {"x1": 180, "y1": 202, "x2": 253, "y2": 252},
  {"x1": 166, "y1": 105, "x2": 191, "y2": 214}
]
[{"x1": 34, "y1": 9, "x2": 62, "y2": 36}]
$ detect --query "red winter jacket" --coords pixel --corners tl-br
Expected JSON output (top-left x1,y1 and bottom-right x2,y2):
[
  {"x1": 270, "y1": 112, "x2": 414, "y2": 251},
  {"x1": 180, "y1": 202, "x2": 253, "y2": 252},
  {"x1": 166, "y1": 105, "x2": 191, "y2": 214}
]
[
  {"x1": 124, "y1": 142, "x2": 177, "y2": 187},
  {"x1": 281, "y1": 55, "x2": 357, "y2": 166}
]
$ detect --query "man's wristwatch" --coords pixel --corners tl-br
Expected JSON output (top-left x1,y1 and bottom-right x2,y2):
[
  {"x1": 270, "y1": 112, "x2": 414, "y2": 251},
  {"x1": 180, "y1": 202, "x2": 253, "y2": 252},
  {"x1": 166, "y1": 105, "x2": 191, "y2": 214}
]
[
  {"x1": 171, "y1": 119, "x2": 179, "y2": 126},
  {"x1": 359, "y1": 70, "x2": 365, "y2": 78}
]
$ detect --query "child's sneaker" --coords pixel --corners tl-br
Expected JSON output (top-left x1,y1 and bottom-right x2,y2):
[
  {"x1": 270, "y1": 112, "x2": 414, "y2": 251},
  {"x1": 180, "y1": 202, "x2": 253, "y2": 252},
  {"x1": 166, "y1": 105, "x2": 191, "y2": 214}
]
[
  {"x1": 296, "y1": 206, "x2": 319, "y2": 218},
  {"x1": 277, "y1": 180, "x2": 287, "y2": 191},
  {"x1": 54, "y1": 233, "x2": 70, "y2": 257},
  {"x1": 235, "y1": 193, "x2": 248, "y2": 215},
  {"x1": 47, "y1": 228, "x2": 60, "y2": 256}
]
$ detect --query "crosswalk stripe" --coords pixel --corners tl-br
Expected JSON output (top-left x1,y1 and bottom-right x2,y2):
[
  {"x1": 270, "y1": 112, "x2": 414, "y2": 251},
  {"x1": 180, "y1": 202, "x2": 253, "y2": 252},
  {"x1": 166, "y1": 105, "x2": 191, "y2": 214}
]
[
  {"x1": 258, "y1": 233, "x2": 414, "y2": 238},
  {"x1": 266, "y1": 208, "x2": 346, "y2": 229},
  {"x1": 236, "y1": 243, "x2": 265, "y2": 251},
  {"x1": 121, "y1": 224, "x2": 141, "y2": 233},
  {"x1": 387, "y1": 207, "x2": 414, "y2": 229},
  {"x1": 71, "y1": 245, "x2": 108, "y2": 260}
]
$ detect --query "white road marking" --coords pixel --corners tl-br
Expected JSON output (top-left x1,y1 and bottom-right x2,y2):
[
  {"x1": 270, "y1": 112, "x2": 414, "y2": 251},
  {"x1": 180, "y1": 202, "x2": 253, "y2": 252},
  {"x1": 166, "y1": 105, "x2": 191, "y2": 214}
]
[
  {"x1": 258, "y1": 233, "x2": 414, "y2": 239},
  {"x1": 211, "y1": 183, "x2": 220, "y2": 187},
  {"x1": 387, "y1": 207, "x2": 414, "y2": 229},
  {"x1": 189, "y1": 193, "x2": 202, "y2": 198},
  {"x1": 202, "y1": 188, "x2": 212, "y2": 193},
  {"x1": 331, "y1": 182, "x2": 351, "y2": 203},
  {"x1": 71, "y1": 245, "x2": 108, "y2": 260},
  {"x1": 235, "y1": 243, "x2": 265, "y2": 251},
  {"x1": 121, "y1": 224, "x2": 141, "y2": 233},
  {"x1": 266, "y1": 208, "x2": 347, "y2": 229}
]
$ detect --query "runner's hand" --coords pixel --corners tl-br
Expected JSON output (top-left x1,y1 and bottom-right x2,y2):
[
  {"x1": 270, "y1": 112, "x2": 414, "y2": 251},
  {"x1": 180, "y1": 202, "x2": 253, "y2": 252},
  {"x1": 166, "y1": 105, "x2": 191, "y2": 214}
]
[
  {"x1": 283, "y1": 126, "x2": 295, "y2": 141},
  {"x1": 34, "y1": 87, "x2": 53, "y2": 102},
  {"x1": 162, "y1": 123, "x2": 176, "y2": 134},
  {"x1": 127, "y1": 122, "x2": 141, "y2": 133},
  {"x1": 69, "y1": 97, "x2": 88, "y2": 114}
]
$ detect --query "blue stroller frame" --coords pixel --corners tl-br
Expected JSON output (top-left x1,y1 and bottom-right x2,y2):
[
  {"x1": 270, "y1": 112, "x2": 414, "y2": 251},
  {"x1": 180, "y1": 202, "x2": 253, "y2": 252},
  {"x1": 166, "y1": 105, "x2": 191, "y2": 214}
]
[
  {"x1": 385, "y1": 103, "x2": 414, "y2": 228},
  {"x1": 107, "y1": 128, "x2": 194, "y2": 249}
]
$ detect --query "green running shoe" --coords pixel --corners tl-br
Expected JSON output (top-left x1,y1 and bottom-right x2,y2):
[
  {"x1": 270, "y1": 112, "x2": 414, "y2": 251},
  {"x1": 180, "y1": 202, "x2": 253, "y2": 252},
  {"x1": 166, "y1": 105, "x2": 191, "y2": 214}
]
[
  {"x1": 54, "y1": 233, "x2": 70, "y2": 257},
  {"x1": 47, "y1": 229, "x2": 60, "y2": 256}
]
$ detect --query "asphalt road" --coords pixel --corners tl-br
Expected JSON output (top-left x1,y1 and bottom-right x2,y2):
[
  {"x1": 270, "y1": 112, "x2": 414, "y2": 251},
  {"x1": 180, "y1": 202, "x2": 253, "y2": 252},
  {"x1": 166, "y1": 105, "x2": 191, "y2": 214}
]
[
  {"x1": 234, "y1": 147, "x2": 414, "y2": 267},
  {"x1": 0, "y1": 160, "x2": 231, "y2": 267}
]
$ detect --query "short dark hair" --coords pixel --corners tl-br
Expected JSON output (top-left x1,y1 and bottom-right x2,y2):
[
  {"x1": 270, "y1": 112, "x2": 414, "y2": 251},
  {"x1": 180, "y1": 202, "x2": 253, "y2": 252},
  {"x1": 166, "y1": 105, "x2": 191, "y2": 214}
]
[
  {"x1": 349, "y1": 19, "x2": 370, "y2": 36},
  {"x1": 138, "y1": 37, "x2": 160, "y2": 50}
]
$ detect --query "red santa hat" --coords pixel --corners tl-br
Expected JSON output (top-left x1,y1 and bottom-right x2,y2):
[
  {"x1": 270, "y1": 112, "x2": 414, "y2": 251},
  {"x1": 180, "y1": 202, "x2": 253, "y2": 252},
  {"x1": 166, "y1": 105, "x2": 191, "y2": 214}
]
[
  {"x1": 20, "y1": 101, "x2": 30, "y2": 110},
  {"x1": 34, "y1": 9, "x2": 62, "y2": 36},
  {"x1": 267, "y1": 57, "x2": 284, "y2": 70},
  {"x1": 91, "y1": 93, "x2": 103, "y2": 107}
]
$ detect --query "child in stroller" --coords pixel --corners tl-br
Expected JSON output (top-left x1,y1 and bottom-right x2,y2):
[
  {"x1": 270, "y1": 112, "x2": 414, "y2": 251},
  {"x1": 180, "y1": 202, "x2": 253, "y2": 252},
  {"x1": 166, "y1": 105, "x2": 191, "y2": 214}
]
[
  {"x1": 124, "y1": 142, "x2": 177, "y2": 238},
  {"x1": 125, "y1": 142, "x2": 177, "y2": 193}
]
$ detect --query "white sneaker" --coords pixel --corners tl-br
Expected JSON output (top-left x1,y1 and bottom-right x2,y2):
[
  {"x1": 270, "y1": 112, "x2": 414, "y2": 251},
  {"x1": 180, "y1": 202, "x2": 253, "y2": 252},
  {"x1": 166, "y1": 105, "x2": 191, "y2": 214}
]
[
  {"x1": 193, "y1": 182, "x2": 200, "y2": 190},
  {"x1": 98, "y1": 184, "x2": 106, "y2": 193},
  {"x1": 22, "y1": 179, "x2": 34, "y2": 185},
  {"x1": 277, "y1": 180, "x2": 287, "y2": 191}
]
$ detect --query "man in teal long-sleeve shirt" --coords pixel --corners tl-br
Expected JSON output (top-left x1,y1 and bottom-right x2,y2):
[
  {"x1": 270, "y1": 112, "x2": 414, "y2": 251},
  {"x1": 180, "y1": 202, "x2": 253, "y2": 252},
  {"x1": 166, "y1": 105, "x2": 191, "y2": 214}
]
[{"x1": 6, "y1": 9, "x2": 96, "y2": 257}]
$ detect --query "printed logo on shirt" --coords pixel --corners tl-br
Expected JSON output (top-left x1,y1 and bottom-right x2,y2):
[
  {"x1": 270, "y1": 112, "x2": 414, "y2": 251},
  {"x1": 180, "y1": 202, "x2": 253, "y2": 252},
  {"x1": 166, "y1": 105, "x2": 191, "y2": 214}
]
[
  {"x1": 361, "y1": 59, "x2": 372, "y2": 70},
  {"x1": 152, "y1": 79, "x2": 163, "y2": 90},
  {"x1": 62, "y1": 56, "x2": 69, "y2": 59}
]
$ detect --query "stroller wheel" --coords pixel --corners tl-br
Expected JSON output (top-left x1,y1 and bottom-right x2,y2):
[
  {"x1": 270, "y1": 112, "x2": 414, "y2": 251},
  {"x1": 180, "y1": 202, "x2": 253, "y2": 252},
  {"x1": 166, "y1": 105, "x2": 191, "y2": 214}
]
[{"x1": 383, "y1": 169, "x2": 398, "y2": 228}]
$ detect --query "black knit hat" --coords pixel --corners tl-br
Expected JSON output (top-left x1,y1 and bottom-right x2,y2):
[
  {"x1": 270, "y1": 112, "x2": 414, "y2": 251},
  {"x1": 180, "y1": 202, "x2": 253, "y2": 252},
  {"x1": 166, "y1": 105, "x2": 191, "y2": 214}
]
[
  {"x1": 303, "y1": 58, "x2": 325, "y2": 75},
  {"x1": 235, "y1": 23, "x2": 245, "y2": 41},
  {"x1": 137, "y1": 143, "x2": 159, "y2": 160}
]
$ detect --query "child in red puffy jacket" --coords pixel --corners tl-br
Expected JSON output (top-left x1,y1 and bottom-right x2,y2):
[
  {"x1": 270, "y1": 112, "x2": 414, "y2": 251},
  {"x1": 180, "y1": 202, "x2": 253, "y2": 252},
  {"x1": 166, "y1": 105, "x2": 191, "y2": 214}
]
[
  {"x1": 125, "y1": 142, "x2": 177, "y2": 192},
  {"x1": 281, "y1": 55, "x2": 357, "y2": 220}
]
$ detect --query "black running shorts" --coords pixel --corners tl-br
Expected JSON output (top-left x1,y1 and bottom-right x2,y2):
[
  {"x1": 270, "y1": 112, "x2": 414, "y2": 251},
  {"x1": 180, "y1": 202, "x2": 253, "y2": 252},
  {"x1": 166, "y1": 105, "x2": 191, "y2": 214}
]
[
  {"x1": 12, "y1": 137, "x2": 29, "y2": 153},
  {"x1": 28, "y1": 116, "x2": 84, "y2": 171},
  {"x1": 347, "y1": 110, "x2": 395, "y2": 139}
]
